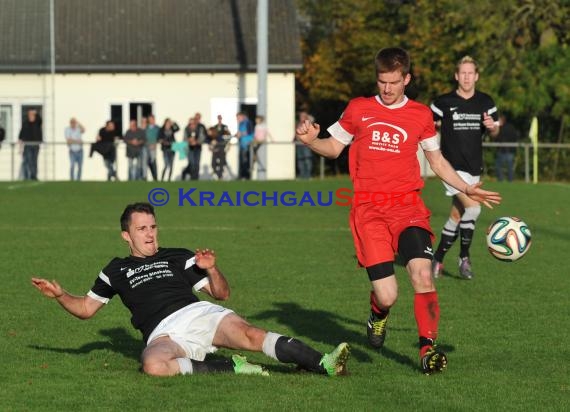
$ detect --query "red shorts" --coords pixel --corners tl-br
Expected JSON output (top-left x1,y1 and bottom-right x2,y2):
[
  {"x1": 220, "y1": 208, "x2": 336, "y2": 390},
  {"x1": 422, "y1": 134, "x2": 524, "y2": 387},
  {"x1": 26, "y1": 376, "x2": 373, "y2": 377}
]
[{"x1": 349, "y1": 194, "x2": 434, "y2": 267}]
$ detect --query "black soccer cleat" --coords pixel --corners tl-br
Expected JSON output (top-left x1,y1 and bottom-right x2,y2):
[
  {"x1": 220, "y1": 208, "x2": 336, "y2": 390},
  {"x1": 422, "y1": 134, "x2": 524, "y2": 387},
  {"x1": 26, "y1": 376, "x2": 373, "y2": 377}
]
[
  {"x1": 421, "y1": 346, "x2": 448, "y2": 375},
  {"x1": 367, "y1": 311, "x2": 388, "y2": 349}
]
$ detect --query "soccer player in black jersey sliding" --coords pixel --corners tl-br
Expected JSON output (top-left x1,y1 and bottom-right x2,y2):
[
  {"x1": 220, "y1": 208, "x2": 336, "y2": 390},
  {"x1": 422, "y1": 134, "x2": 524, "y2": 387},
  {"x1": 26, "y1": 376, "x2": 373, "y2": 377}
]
[
  {"x1": 32, "y1": 202, "x2": 349, "y2": 377},
  {"x1": 430, "y1": 56, "x2": 500, "y2": 280}
]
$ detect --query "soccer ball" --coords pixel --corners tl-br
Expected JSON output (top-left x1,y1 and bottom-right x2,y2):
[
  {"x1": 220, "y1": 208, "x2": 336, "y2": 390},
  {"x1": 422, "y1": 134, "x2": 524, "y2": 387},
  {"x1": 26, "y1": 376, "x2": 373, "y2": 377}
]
[{"x1": 486, "y1": 217, "x2": 532, "y2": 262}]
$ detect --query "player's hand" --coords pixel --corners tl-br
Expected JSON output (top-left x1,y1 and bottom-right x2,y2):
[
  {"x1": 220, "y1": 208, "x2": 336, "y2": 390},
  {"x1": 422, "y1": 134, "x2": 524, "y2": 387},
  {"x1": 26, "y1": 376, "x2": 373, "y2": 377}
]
[
  {"x1": 483, "y1": 112, "x2": 497, "y2": 133},
  {"x1": 295, "y1": 119, "x2": 320, "y2": 145},
  {"x1": 195, "y1": 248, "x2": 216, "y2": 270},
  {"x1": 466, "y1": 182, "x2": 502, "y2": 209},
  {"x1": 31, "y1": 277, "x2": 64, "y2": 299}
]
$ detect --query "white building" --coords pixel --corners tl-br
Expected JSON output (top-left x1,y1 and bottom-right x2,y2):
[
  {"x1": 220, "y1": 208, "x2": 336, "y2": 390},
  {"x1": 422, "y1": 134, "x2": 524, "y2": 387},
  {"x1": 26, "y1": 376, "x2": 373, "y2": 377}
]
[{"x1": 0, "y1": 0, "x2": 303, "y2": 181}]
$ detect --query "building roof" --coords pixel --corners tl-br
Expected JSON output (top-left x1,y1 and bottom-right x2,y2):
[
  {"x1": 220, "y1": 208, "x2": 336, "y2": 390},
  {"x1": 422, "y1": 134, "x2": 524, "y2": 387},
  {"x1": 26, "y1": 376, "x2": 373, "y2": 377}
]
[{"x1": 0, "y1": 0, "x2": 302, "y2": 73}]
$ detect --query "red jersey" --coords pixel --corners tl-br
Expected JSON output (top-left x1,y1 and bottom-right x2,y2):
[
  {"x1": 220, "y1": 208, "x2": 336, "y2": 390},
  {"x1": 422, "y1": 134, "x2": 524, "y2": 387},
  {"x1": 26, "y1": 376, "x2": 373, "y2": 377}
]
[{"x1": 328, "y1": 96, "x2": 437, "y2": 199}]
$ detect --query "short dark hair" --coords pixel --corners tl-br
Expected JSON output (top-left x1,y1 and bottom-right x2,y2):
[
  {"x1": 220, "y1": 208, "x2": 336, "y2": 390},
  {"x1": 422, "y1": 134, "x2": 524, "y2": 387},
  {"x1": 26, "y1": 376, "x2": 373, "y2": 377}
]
[
  {"x1": 120, "y1": 202, "x2": 155, "y2": 231},
  {"x1": 375, "y1": 47, "x2": 411, "y2": 77}
]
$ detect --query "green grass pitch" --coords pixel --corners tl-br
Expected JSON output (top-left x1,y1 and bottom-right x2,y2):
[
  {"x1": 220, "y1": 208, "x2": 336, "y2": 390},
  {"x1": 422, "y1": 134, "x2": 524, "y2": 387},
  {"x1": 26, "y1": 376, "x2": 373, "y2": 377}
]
[{"x1": 1, "y1": 178, "x2": 568, "y2": 411}]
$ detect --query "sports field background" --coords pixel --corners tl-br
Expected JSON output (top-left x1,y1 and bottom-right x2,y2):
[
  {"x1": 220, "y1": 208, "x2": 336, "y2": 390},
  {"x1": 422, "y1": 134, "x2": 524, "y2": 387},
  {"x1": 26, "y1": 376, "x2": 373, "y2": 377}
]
[{"x1": 1, "y1": 178, "x2": 568, "y2": 411}]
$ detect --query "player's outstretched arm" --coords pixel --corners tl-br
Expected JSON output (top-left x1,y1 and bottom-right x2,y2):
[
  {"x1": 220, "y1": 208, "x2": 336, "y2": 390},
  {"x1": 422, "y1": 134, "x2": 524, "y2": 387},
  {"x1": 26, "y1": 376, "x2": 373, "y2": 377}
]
[
  {"x1": 464, "y1": 182, "x2": 502, "y2": 209},
  {"x1": 424, "y1": 149, "x2": 502, "y2": 209},
  {"x1": 31, "y1": 277, "x2": 104, "y2": 319},
  {"x1": 194, "y1": 249, "x2": 230, "y2": 301},
  {"x1": 295, "y1": 119, "x2": 345, "y2": 159}
]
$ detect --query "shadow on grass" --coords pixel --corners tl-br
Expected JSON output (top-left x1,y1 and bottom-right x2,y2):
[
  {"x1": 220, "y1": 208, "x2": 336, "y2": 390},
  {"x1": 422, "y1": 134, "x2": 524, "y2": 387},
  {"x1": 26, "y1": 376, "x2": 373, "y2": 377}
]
[
  {"x1": 29, "y1": 327, "x2": 142, "y2": 361},
  {"x1": 437, "y1": 269, "x2": 467, "y2": 280},
  {"x1": 250, "y1": 302, "x2": 374, "y2": 363},
  {"x1": 250, "y1": 301, "x2": 458, "y2": 374},
  {"x1": 378, "y1": 345, "x2": 417, "y2": 371},
  {"x1": 378, "y1": 342, "x2": 457, "y2": 372}
]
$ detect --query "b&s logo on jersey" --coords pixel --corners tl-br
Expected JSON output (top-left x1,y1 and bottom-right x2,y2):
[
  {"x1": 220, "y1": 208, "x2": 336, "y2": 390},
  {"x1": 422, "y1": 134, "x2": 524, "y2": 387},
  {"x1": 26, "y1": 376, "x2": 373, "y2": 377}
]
[{"x1": 368, "y1": 122, "x2": 408, "y2": 154}]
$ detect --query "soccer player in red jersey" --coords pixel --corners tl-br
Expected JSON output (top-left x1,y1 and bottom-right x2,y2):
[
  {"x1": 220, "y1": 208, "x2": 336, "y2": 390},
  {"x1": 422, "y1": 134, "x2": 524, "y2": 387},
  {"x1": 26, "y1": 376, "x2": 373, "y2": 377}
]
[{"x1": 296, "y1": 47, "x2": 501, "y2": 374}]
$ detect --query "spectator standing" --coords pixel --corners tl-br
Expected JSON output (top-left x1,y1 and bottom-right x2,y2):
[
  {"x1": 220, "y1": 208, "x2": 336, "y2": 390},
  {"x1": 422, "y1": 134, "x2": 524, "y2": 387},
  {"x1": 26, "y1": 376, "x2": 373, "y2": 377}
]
[
  {"x1": 18, "y1": 109, "x2": 43, "y2": 180},
  {"x1": 192, "y1": 113, "x2": 208, "y2": 180},
  {"x1": 94, "y1": 120, "x2": 120, "y2": 181},
  {"x1": 182, "y1": 117, "x2": 197, "y2": 180},
  {"x1": 65, "y1": 117, "x2": 85, "y2": 181},
  {"x1": 209, "y1": 115, "x2": 231, "y2": 180},
  {"x1": 139, "y1": 117, "x2": 149, "y2": 179},
  {"x1": 145, "y1": 114, "x2": 160, "y2": 181},
  {"x1": 159, "y1": 118, "x2": 179, "y2": 181},
  {"x1": 236, "y1": 112, "x2": 254, "y2": 180},
  {"x1": 494, "y1": 114, "x2": 520, "y2": 182},
  {"x1": 182, "y1": 115, "x2": 207, "y2": 180},
  {"x1": 294, "y1": 111, "x2": 314, "y2": 179},
  {"x1": 0, "y1": 124, "x2": 5, "y2": 148},
  {"x1": 253, "y1": 115, "x2": 272, "y2": 179},
  {"x1": 124, "y1": 119, "x2": 146, "y2": 181}
]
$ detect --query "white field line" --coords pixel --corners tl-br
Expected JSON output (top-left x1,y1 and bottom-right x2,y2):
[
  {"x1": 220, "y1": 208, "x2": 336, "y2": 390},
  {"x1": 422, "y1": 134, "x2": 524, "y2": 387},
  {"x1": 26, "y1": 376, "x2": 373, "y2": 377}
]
[{"x1": 5, "y1": 182, "x2": 44, "y2": 190}]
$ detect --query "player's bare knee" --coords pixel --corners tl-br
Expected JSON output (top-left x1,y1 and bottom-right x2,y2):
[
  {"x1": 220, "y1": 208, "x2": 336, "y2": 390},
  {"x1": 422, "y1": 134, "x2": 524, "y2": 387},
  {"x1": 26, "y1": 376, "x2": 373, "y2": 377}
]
[
  {"x1": 376, "y1": 289, "x2": 398, "y2": 308},
  {"x1": 381, "y1": 294, "x2": 398, "y2": 308},
  {"x1": 450, "y1": 209, "x2": 461, "y2": 222},
  {"x1": 142, "y1": 359, "x2": 168, "y2": 376},
  {"x1": 411, "y1": 267, "x2": 434, "y2": 291},
  {"x1": 462, "y1": 205, "x2": 481, "y2": 222},
  {"x1": 243, "y1": 325, "x2": 266, "y2": 350}
]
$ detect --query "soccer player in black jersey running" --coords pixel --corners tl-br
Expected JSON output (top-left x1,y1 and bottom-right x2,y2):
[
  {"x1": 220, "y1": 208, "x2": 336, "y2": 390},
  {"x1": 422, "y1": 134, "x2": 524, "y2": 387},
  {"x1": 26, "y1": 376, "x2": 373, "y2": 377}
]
[
  {"x1": 32, "y1": 202, "x2": 349, "y2": 377},
  {"x1": 430, "y1": 56, "x2": 500, "y2": 280}
]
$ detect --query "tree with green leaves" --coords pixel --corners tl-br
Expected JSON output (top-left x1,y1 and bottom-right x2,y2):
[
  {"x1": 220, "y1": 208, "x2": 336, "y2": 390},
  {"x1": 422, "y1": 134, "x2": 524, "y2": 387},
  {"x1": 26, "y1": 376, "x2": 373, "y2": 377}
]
[
  {"x1": 295, "y1": 0, "x2": 570, "y2": 178},
  {"x1": 296, "y1": 0, "x2": 569, "y2": 138}
]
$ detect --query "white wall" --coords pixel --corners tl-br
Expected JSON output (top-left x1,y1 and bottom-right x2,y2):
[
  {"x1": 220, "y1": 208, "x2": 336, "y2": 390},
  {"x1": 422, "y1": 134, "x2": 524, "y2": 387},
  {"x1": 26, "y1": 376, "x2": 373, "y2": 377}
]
[{"x1": 0, "y1": 72, "x2": 297, "y2": 181}]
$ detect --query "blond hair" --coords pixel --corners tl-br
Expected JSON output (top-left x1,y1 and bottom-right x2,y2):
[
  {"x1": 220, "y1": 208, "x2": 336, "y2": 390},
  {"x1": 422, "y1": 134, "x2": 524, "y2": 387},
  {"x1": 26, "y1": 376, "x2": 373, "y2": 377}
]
[{"x1": 456, "y1": 55, "x2": 479, "y2": 73}]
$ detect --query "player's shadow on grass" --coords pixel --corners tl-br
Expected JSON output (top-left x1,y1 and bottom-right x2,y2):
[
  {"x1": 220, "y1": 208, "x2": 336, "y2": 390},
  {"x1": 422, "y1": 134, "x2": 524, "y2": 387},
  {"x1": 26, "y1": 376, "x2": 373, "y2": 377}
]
[
  {"x1": 436, "y1": 269, "x2": 465, "y2": 280},
  {"x1": 250, "y1": 302, "x2": 373, "y2": 363},
  {"x1": 378, "y1": 346, "x2": 418, "y2": 371},
  {"x1": 29, "y1": 327, "x2": 142, "y2": 361}
]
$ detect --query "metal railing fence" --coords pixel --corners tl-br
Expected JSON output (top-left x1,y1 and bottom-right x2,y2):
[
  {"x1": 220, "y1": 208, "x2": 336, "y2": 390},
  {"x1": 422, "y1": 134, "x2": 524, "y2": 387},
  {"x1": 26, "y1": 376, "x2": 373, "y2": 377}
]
[{"x1": 1, "y1": 141, "x2": 570, "y2": 182}]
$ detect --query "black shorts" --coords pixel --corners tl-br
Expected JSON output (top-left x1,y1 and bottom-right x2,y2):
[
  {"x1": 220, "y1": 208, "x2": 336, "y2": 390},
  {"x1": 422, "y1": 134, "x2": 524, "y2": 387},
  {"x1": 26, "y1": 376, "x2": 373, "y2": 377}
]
[
  {"x1": 366, "y1": 227, "x2": 433, "y2": 281},
  {"x1": 397, "y1": 226, "x2": 433, "y2": 265}
]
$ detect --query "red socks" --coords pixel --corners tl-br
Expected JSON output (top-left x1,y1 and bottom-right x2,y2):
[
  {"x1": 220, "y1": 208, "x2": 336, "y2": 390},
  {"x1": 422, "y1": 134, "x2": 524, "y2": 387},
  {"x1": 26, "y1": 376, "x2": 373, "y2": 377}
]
[
  {"x1": 414, "y1": 291, "x2": 440, "y2": 357},
  {"x1": 370, "y1": 291, "x2": 382, "y2": 313},
  {"x1": 370, "y1": 291, "x2": 390, "y2": 318}
]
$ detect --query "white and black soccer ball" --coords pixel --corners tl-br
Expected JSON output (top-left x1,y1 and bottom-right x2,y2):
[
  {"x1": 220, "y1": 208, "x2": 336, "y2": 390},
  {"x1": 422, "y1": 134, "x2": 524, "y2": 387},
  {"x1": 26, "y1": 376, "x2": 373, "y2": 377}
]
[{"x1": 486, "y1": 217, "x2": 532, "y2": 262}]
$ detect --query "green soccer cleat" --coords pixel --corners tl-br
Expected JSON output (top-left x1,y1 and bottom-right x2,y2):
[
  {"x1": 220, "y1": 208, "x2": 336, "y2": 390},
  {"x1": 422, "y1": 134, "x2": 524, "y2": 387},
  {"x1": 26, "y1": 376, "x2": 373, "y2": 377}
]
[
  {"x1": 319, "y1": 342, "x2": 350, "y2": 376},
  {"x1": 232, "y1": 354, "x2": 269, "y2": 376},
  {"x1": 367, "y1": 311, "x2": 388, "y2": 349},
  {"x1": 421, "y1": 346, "x2": 448, "y2": 375}
]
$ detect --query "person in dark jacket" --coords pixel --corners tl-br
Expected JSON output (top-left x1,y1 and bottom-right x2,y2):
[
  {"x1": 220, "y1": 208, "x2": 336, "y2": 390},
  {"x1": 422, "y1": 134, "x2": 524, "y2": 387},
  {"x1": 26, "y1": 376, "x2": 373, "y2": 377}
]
[
  {"x1": 159, "y1": 118, "x2": 180, "y2": 181},
  {"x1": 18, "y1": 109, "x2": 43, "y2": 180},
  {"x1": 92, "y1": 120, "x2": 120, "y2": 181},
  {"x1": 494, "y1": 114, "x2": 521, "y2": 182}
]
